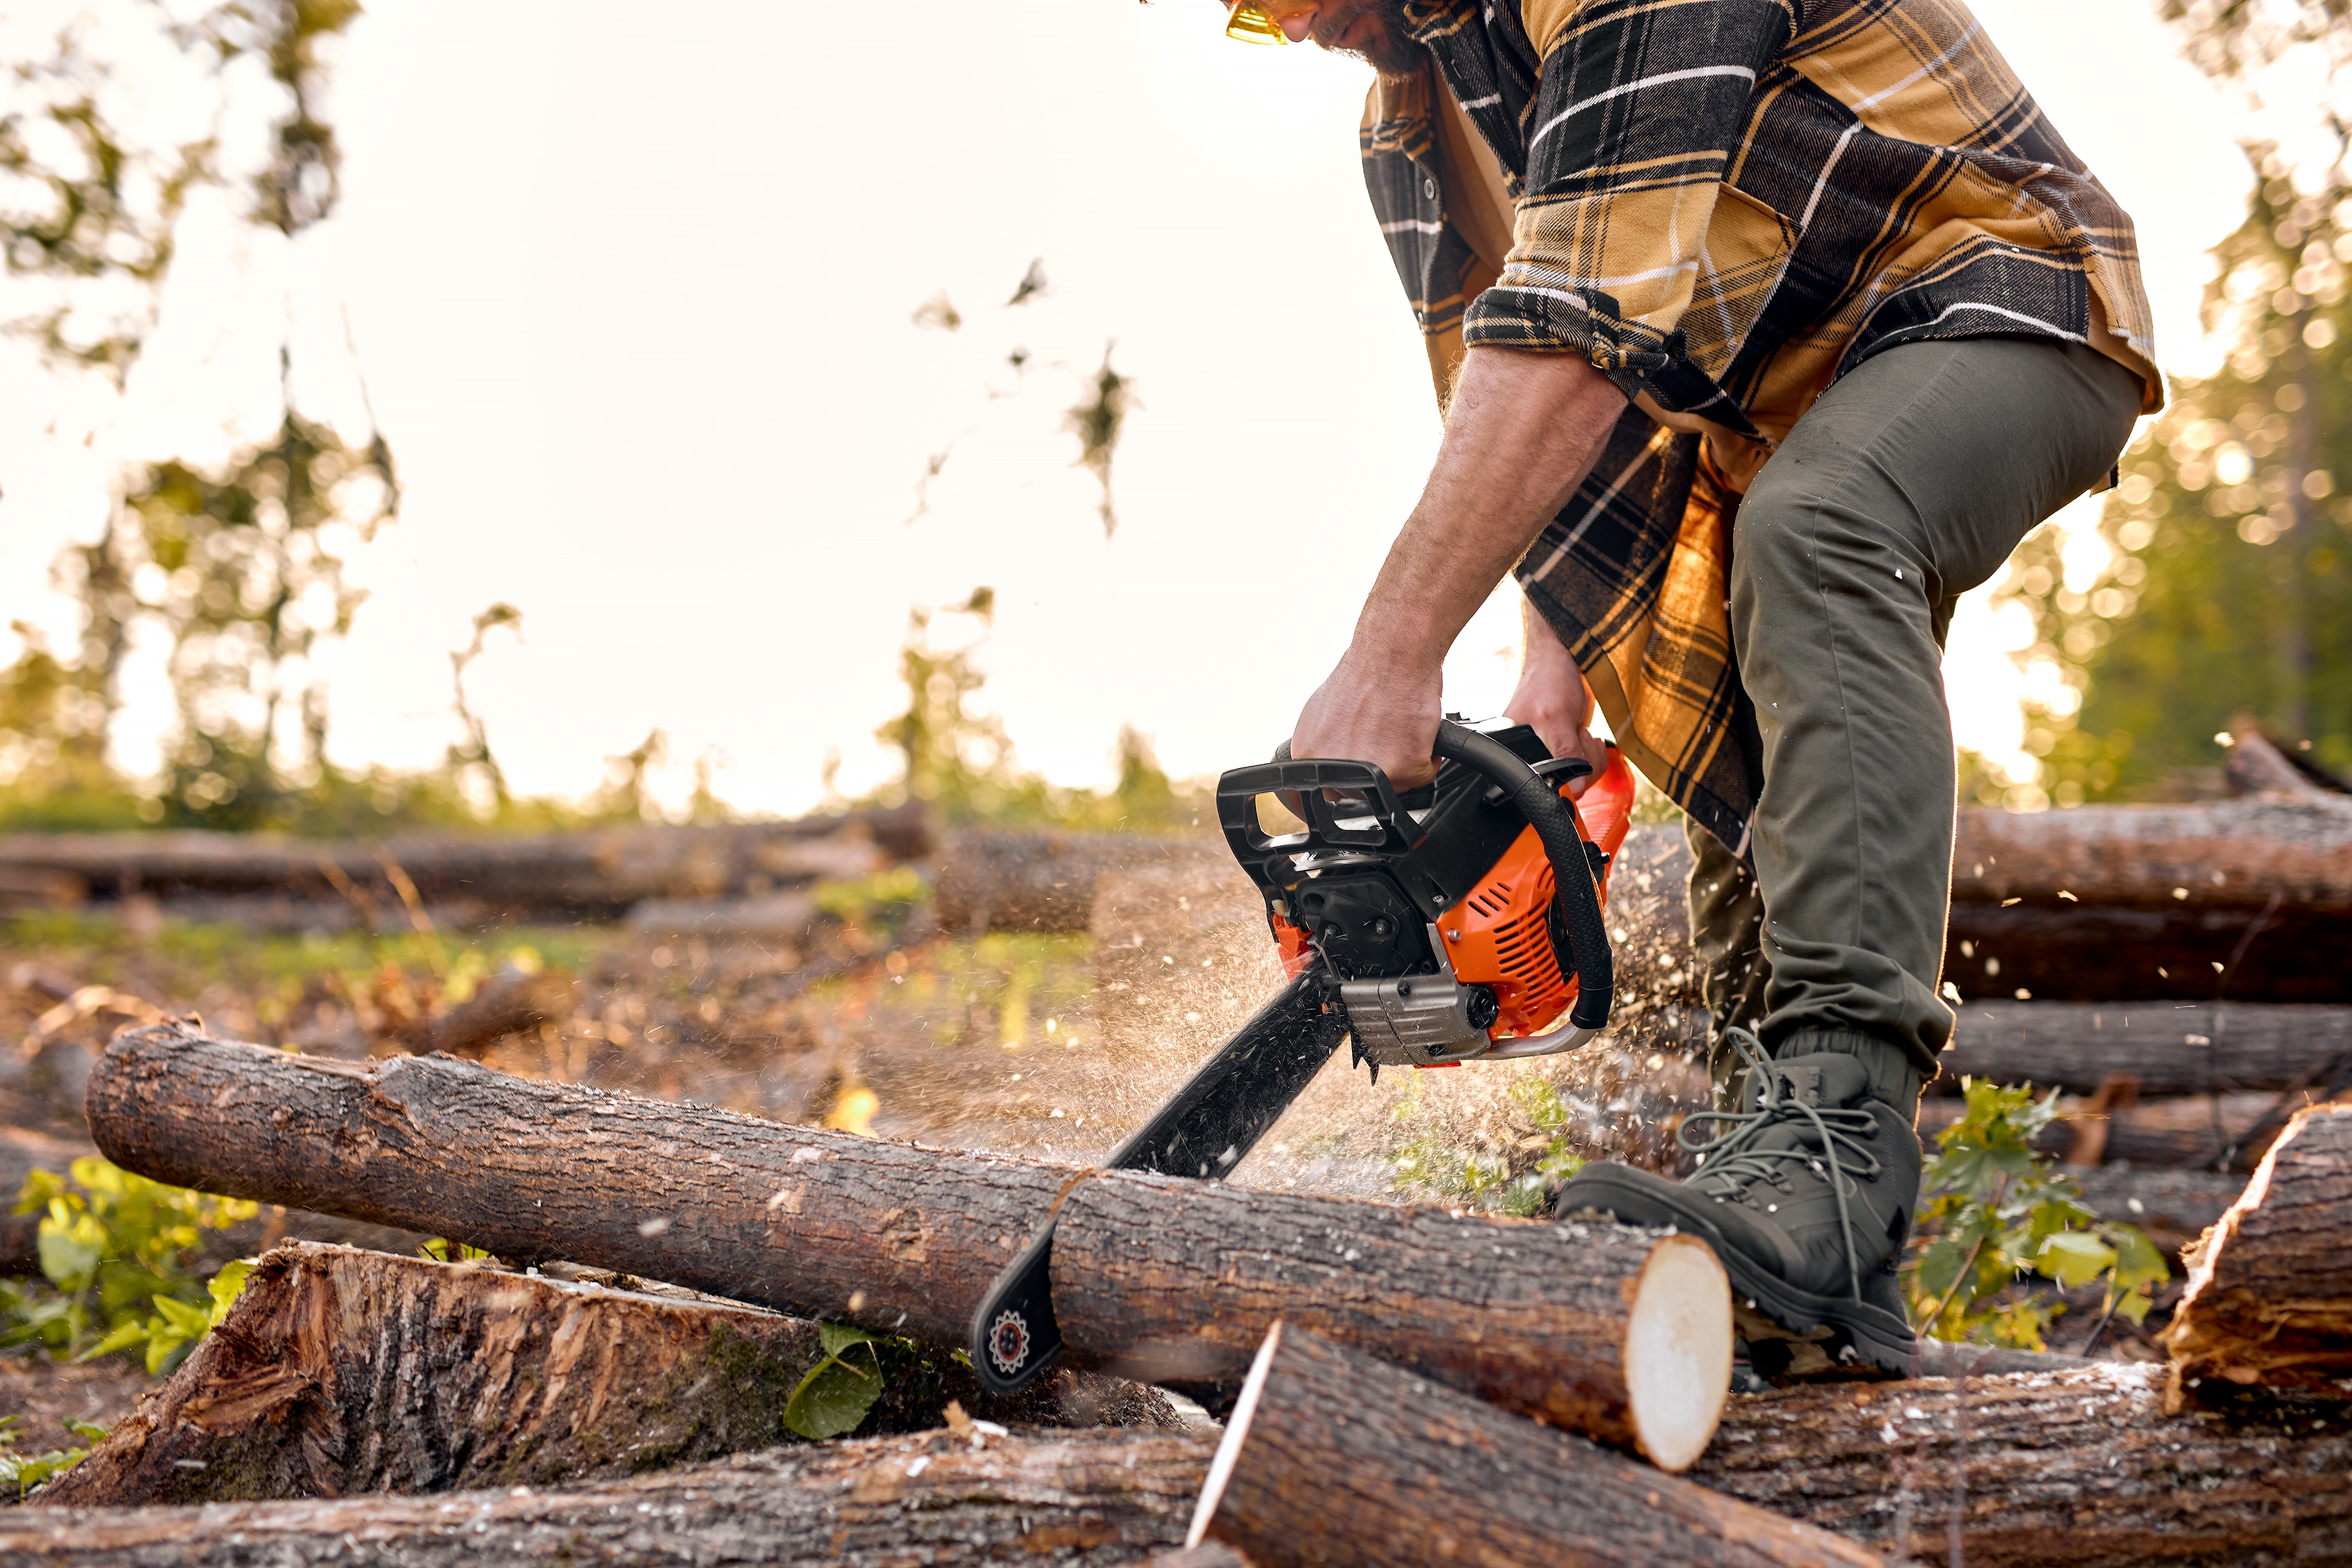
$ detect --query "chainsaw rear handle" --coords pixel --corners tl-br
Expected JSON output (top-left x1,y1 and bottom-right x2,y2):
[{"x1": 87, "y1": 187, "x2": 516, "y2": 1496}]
[{"x1": 1429, "y1": 721, "x2": 1613, "y2": 1032}]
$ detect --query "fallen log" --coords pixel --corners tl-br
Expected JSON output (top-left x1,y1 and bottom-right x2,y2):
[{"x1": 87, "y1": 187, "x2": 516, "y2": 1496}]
[
  {"x1": 6, "y1": 1426, "x2": 1213, "y2": 1566},
  {"x1": 1050, "y1": 1170, "x2": 1731, "y2": 1470},
  {"x1": 1188, "y1": 1322, "x2": 1882, "y2": 1568},
  {"x1": 1943, "y1": 902, "x2": 2352, "y2": 1002},
  {"x1": 0, "y1": 802, "x2": 933, "y2": 920},
  {"x1": 44, "y1": 1241, "x2": 1168, "y2": 1506},
  {"x1": 1592, "y1": 818, "x2": 2352, "y2": 1004},
  {"x1": 1940, "y1": 1001, "x2": 2352, "y2": 1096},
  {"x1": 1692, "y1": 1362, "x2": 2352, "y2": 1566},
  {"x1": 1952, "y1": 793, "x2": 2352, "y2": 912},
  {"x1": 2165, "y1": 1103, "x2": 2352, "y2": 1408},
  {"x1": 86, "y1": 1022, "x2": 1069, "y2": 1348},
  {"x1": 1, "y1": 1129, "x2": 432, "y2": 1276},
  {"x1": 87, "y1": 1024, "x2": 1732, "y2": 1454},
  {"x1": 1916, "y1": 1090, "x2": 2315, "y2": 1170}
]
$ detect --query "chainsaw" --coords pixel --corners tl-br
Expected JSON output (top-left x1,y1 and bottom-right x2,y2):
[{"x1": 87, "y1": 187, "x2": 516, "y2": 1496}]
[{"x1": 968, "y1": 716, "x2": 1636, "y2": 1392}]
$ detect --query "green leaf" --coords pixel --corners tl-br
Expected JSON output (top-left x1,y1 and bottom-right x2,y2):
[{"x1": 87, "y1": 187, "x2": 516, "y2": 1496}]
[
  {"x1": 62, "y1": 1418, "x2": 110, "y2": 1444},
  {"x1": 206, "y1": 1260, "x2": 253, "y2": 1324},
  {"x1": 144, "y1": 1328, "x2": 194, "y2": 1377},
  {"x1": 36, "y1": 1211, "x2": 107, "y2": 1293},
  {"x1": 783, "y1": 1338, "x2": 886, "y2": 1440},
  {"x1": 150, "y1": 1294, "x2": 211, "y2": 1336},
  {"x1": 2036, "y1": 1230, "x2": 2118, "y2": 1288},
  {"x1": 79, "y1": 1318, "x2": 149, "y2": 1361},
  {"x1": 2105, "y1": 1224, "x2": 2170, "y2": 1291},
  {"x1": 817, "y1": 1322, "x2": 878, "y2": 1358}
]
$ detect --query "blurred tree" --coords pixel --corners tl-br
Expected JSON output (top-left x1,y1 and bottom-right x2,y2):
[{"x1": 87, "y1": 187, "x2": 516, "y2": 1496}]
[
  {"x1": 1978, "y1": 8, "x2": 2352, "y2": 802},
  {"x1": 0, "y1": 0, "x2": 360, "y2": 380}
]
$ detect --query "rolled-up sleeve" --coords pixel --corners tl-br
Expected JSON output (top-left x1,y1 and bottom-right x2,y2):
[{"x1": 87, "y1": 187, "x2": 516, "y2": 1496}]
[{"x1": 1464, "y1": 0, "x2": 1796, "y2": 427}]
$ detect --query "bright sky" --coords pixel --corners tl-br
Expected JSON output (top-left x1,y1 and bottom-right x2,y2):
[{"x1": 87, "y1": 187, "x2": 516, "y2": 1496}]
[{"x1": 0, "y1": 0, "x2": 2294, "y2": 816}]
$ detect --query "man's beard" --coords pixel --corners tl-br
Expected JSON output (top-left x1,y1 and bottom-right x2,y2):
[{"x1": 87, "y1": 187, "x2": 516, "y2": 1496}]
[{"x1": 1318, "y1": 0, "x2": 1426, "y2": 76}]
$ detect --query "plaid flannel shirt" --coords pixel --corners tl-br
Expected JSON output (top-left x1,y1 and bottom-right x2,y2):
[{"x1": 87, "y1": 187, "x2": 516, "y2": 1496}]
[{"x1": 1364, "y1": 0, "x2": 2158, "y2": 852}]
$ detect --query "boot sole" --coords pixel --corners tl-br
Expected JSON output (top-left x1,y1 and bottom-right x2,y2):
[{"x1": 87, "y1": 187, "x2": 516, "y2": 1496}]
[{"x1": 1562, "y1": 1167, "x2": 1921, "y2": 1377}]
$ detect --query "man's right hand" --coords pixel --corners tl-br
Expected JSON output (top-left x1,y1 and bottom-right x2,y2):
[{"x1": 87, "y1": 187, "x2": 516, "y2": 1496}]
[{"x1": 1504, "y1": 598, "x2": 1608, "y2": 797}]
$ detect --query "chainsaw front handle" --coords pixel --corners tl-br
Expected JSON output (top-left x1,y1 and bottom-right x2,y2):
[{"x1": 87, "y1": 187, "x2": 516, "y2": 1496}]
[{"x1": 1430, "y1": 720, "x2": 1614, "y2": 1034}]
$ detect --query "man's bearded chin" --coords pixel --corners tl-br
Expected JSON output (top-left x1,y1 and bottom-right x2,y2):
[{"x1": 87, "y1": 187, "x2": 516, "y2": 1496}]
[{"x1": 1320, "y1": 0, "x2": 1426, "y2": 76}]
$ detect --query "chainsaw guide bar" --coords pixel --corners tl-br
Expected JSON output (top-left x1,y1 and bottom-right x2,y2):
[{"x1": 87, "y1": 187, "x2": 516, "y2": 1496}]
[{"x1": 968, "y1": 718, "x2": 1628, "y2": 1394}]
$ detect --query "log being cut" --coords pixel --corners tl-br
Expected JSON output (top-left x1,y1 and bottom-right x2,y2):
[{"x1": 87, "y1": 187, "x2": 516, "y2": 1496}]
[
  {"x1": 1050, "y1": 1169, "x2": 1731, "y2": 1470},
  {"x1": 2164, "y1": 1102, "x2": 2352, "y2": 1408},
  {"x1": 4, "y1": 1426, "x2": 1212, "y2": 1568},
  {"x1": 1692, "y1": 1362, "x2": 2352, "y2": 1567},
  {"x1": 86, "y1": 1022, "x2": 1732, "y2": 1456},
  {"x1": 1187, "y1": 1322, "x2": 1882, "y2": 1568}
]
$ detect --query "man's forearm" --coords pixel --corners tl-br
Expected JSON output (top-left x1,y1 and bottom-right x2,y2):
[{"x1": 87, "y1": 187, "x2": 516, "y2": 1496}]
[
  {"x1": 1290, "y1": 346, "x2": 1624, "y2": 784},
  {"x1": 1347, "y1": 347, "x2": 1624, "y2": 672}
]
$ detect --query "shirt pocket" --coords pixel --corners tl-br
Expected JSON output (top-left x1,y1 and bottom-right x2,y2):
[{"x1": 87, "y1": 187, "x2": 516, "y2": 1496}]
[{"x1": 1684, "y1": 184, "x2": 1798, "y2": 376}]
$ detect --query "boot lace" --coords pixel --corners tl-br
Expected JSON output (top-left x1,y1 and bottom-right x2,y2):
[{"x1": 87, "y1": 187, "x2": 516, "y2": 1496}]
[{"x1": 1676, "y1": 1029, "x2": 1883, "y2": 1301}]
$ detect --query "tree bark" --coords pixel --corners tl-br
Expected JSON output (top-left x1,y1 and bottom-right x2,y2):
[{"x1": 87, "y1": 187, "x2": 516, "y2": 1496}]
[
  {"x1": 1189, "y1": 1322, "x2": 1882, "y2": 1568},
  {"x1": 1050, "y1": 1172, "x2": 1732, "y2": 1471},
  {"x1": 1940, "y1": 1001, "x2": 2352, "y2": 1096},
  {"x1": 1915, "y1": 1090, "x2": 2326, "y2": 1170},
  {"x1": 42, "y1": 1241, "x2": 1172, "y2": 1508},
  {"x1": 86, "y1": 1022, "x2": 1731, "y2": 1462},
  {"x1": 1692, "y1": 1362, "x2": 2352, "y2": 1567},
  {"x1": 0, "y1": 804, "x2": 932, "y2": 920},
  {"x1": 6, "y1": 1426, "x2": 1212, "y2": 1566},
  {"x1": 85, "y1": 1022, "x2": 1071, "y2": 1348},
  {"x1": 2164, "y1": 1104, "x2": 2352, "y2": 1408}
]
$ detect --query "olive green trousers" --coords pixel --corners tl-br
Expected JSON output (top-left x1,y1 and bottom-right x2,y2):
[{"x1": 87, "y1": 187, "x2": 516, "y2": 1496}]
[{"x1": 1691, "y1": 335, "x2": 2142, "y2": 1112}]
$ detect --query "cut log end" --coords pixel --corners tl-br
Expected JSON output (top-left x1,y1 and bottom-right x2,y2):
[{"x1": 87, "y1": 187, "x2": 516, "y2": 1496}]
[{"x1": 1625, "y1": 1233, "x2": 1732, "y2": 1472}]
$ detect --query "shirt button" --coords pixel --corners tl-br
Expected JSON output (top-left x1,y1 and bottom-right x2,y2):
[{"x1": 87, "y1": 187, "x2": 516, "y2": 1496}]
[{"x1": 1424, "y1": 177, "x2": 1436, "y2": 198}]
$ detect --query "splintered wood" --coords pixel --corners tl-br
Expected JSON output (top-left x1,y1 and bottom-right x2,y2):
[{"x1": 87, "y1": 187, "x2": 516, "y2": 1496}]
[{"x1": 2165, "y1": 1103, "x2": 2352, "y2": 1406}]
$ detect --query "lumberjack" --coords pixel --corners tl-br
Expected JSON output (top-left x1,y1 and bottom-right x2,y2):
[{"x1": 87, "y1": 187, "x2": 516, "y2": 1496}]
[{"x1": 1252, "y1": 0, "x2": 2160, "y2": 1370}]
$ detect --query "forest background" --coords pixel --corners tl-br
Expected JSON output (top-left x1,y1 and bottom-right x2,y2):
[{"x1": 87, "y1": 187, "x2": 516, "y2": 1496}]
[{"x1": 2, "y1": 0, "x2": 2348, "y2": 838}]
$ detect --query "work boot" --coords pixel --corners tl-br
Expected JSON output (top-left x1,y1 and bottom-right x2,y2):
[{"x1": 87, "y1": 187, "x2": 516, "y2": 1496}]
[{"x1": 1556, "y1": 1029, "x2": 1924, "y2": 1374}]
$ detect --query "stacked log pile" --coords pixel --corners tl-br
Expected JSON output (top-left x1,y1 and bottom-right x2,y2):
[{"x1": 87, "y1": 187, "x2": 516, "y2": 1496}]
[{"x1": 32, "y1": 1014, "x2": 2352, "y2": 1562}]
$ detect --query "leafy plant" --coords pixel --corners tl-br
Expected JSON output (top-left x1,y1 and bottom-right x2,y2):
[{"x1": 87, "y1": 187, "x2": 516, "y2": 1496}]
[
  {"x1": 2, "y1": 1156, "x2": 257, "y2": 1374},
  {"x1": 0, "y1": 1414, "x2": 109, "y2": 1500},
  {"x1": 782, "y1": 1324, "x2": 888, "y2": 1440},
  {"x1": 1902, "y1": 1079, "x2": 2170, "y2": 1350}
]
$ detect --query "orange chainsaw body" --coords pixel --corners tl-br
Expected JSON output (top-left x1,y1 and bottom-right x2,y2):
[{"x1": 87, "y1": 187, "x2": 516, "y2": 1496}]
[{"x1": 1270, "y1": 746, "x2": 1636, "y2": 1044}]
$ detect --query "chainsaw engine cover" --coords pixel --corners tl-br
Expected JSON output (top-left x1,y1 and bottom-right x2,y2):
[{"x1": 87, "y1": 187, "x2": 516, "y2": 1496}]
[{"x1": 1218, "y1": 722, "x2": 1586, "y2": 1062}]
